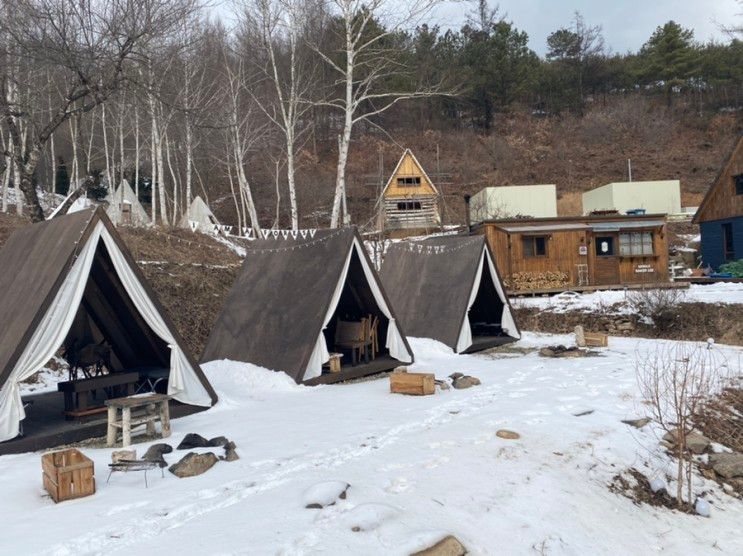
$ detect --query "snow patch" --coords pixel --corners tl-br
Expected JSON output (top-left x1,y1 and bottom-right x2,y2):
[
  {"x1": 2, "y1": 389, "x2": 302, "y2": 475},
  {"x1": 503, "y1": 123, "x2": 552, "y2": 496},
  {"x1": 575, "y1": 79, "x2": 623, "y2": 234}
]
[
  {"x1": 201, "y1": 359, "x2": 303, "y2": 393},
  {"x1": 343, "y1": 503, "x2": 398, "y2": 532},
  {"x1": 302, "y1": 481, "x2": 349, "y2": 508}
]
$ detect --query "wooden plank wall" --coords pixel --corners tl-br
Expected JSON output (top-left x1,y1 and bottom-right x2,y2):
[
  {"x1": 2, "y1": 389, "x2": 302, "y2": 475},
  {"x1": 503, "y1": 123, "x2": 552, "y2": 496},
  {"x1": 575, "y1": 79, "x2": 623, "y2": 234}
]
[
  {"x1": 697, "y1": 136, "x2": 743, "y2": 223},
  {"x1": 385, "y1": 153, "x2": 437, "y2": 198}
]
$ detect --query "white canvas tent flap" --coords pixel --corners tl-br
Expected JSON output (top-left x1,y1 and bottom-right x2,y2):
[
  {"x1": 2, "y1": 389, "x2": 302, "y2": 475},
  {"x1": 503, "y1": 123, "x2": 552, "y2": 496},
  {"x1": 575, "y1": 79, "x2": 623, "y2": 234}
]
[
  {"x1": 303, "y1": 238, "x2": 413, "y2": 381},
  {"x1": 0, "y1": 222, "x2": 211, "y2": 442}
]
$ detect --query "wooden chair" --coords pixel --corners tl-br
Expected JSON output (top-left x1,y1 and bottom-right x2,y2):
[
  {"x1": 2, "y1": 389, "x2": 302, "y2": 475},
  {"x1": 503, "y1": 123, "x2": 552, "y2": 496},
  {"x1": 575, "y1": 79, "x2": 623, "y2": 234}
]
[{"x1": 335, "y1": 319, "x2": 367, "y2": 365}]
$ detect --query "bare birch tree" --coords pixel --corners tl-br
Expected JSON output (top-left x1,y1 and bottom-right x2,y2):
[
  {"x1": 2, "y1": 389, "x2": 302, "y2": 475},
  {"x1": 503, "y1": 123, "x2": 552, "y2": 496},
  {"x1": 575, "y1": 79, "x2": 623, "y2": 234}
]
[
  {"x1": 0, "y1": 0, "x2": 204, "y2": 222},
  {"x1": 313, "y1": 0, "x2": 446, "y2": 227}
]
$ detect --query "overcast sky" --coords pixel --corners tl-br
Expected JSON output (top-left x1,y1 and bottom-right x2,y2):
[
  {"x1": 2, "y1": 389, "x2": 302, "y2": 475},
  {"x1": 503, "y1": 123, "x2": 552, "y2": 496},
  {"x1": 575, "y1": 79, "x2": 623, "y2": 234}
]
[{"x1": 428, "y1": 0, "x2": 741, "y2": 55}]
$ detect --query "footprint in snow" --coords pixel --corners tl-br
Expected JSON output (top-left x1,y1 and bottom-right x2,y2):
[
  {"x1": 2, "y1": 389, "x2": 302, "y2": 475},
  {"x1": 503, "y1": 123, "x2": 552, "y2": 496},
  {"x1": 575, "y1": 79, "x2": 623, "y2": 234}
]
[{"x1": 385, "y1": 477, "x2": 412, "y2": 494}]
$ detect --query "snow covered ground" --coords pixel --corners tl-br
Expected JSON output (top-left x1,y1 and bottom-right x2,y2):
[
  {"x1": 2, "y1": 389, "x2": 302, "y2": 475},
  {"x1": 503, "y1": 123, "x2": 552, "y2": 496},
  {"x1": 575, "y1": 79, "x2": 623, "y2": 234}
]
[
  {"x1": 513, "y1": 282, "x2": 743, "y2": 313},
  {"x1": 1, "y1": 333, "x2": 742, "y2": 555}
]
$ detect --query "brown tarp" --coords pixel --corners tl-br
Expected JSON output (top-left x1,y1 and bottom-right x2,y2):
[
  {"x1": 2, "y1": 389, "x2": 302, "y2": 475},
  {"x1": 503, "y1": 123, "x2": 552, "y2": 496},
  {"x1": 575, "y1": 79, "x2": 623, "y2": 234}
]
[
  {"x1": 201, "y1": 227, "x2": 413, "y2": 383},
  {"x1": 0, "y1": 207, "x2": 217, "y2": 404},
  {"x1": 379, "y1": 235, "x2": 519, "y2": 351}
]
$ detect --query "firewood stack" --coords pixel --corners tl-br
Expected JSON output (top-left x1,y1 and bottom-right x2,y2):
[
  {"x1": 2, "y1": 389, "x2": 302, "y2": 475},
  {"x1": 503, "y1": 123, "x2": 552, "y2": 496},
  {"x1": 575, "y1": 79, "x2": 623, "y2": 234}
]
[{"x1": 506, "y1": 271, "x2": 569, "y2": 291}]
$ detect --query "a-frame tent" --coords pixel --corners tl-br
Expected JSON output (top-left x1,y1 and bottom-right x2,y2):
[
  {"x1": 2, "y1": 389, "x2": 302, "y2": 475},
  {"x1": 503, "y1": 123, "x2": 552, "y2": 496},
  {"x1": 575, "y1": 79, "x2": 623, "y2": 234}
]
[
  {"x1": 106, "y1": 179, "x2": 150, "y2": 226},
  {"x1": 201, "y1": 227, "x2": 414, "y2": 384},
  {"x1": 0, "y1": 207, "x2": 217, "y2": 444},
  {"x1": 380, "y1": 235, "x2": 520, "y2": 353},
  {"x1": 180, "y1": 196, "x2": 220, "y2": 233}
]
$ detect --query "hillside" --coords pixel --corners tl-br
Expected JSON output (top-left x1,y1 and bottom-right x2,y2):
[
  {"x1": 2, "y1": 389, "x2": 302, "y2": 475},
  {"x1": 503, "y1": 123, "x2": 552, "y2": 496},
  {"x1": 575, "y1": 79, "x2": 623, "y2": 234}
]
[{"x1": 224, "y1": 99, "x2": 742, "y2": 229}]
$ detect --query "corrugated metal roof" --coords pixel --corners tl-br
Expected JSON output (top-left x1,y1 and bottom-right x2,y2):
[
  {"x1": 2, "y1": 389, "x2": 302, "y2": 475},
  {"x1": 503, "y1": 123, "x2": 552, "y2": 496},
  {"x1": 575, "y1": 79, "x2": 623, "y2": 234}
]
[
  {"x1": 497, "y1": 223, "x2": 589, "y2": 233},
  {"x1": 590, "y1": 219, "x2": 664, "y2": 231}
]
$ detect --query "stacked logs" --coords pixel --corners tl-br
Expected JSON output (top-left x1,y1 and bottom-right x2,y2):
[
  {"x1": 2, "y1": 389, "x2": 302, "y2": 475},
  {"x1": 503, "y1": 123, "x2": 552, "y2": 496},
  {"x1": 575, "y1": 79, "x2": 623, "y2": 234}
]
[{"x1": 506, "y1": 271, "x2": 569, "y2": 291}]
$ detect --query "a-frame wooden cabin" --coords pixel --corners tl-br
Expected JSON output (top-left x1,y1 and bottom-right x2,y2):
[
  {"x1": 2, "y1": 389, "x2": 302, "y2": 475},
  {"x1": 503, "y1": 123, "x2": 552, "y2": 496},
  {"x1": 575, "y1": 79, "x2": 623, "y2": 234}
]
[
  {"x1": 380, "y1": 149, "x2": 441, "y2": 237},
  {"x1": 693, "y1": 135, "x2": 743, "y2": 270}
]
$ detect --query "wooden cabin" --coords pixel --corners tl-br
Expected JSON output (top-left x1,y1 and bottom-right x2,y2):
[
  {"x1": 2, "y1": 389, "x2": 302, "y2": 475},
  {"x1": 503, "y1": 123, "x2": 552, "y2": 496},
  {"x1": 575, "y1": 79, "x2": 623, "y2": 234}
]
[
  {"x1": 693, "y1": 135, "x2": 743, "y2": 270},
  {"x1": 472, "y1": 214, "x2": 670, "y2": 292},
  {"x1": 380, "y1": 149, "x2": 440, "y2": 236}
]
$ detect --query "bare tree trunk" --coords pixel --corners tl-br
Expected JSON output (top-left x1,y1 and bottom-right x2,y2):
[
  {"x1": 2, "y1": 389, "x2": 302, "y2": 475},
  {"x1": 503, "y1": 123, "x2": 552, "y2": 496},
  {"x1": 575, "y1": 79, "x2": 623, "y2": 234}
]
[
  {"x1": 102, "y1": 104, "x2": 113, "y2": 193},
  {"x1": 2, "y1": 134, "x2": 11, "y2": 212},
  {"x1": 166, "y1": 136, "x2": 179, "y2": 222},
  {"x1": 150, "y1": 109, "x2": 157, "y2": 223},
  {"x1": 156, "y1": 125, "x2": 168, "y2": 225},
  {"x1": 134, "y1": 106, "x2": 140, "y2": 198},
  {"x1": 330, "y1": 30, "x2": 354, "y2": 228}
]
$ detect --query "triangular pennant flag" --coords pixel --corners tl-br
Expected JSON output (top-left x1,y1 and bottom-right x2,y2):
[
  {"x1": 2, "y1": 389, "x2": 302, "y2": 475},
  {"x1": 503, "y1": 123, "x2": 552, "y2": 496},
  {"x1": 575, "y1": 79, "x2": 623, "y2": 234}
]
[
  {"x1": 246, "y1": 229, "x2": 255, "y2": 240},
  {"x1": 189, "y1": 220, "x2": 199, "y2": 232},
  {"x1": 242, "y1": 227, "x2": 249, "y2": 236},
  {"x1": 309, "y1": 229, "x2": 317, "y2": 238},
  {"x1": 271, "y1": 230, "x2": 280, "y2": 239},
  {"x1": 211, "y1": 224, "x2": 220, "y2": 234},
  {"x1": 290, "y1": 230, "x2": 298, "y2": 239},
  {"x1": 281, "y1": 230, "x2": 289, "y2": 239},
  {"x1": 223, "y1": 225, "x2": 233, "y2": 235},
  {"x1": 300, "y1": 230, "x2": 308, "y2": 239},
  {"x1": 261, "y1": 229, "x2": 271, "y2": 239}
]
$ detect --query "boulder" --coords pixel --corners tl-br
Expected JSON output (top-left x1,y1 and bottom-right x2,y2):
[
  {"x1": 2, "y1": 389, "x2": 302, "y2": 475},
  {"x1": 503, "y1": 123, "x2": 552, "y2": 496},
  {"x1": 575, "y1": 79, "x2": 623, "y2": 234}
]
[
  {"x1": 208, "y1": 436, "x2": 229, "y2": 447},
  {"x1": 662, "y1": 430, "x2": 710, "y2": 455},
  {"x1": 496, "y1": 429, "x2": 520, "y2": 440},
  {"x1": 169, "y1": 452, "x2": 218, "y2": 478},
  {"x1": 177, "y1": 433, "x2": 210, "y2": 450},
  {"x1": 621, "y1": 418, "x2": 651, "y2": 429},
  {"x1": 449, "y1": 372, "x2": 464, "y2": 380},
  {"x1": 452, "y1": 376, "x2": 481, "y2": 389},
  {"x1": 143, "y1": 443, "x2": 173, "y2": 467},
  {"x1": 411, "y1": 535, "x2": 467, "y2": 556},
  {"x1": 709, "y1": 453, "x2": 743, "y2": 479},
  {"x1": 303, "y1": 481, "x2": 350, "y2": 509},
  {"x1": 223, "y1": 441, "x2": 239, "y2": 462}
]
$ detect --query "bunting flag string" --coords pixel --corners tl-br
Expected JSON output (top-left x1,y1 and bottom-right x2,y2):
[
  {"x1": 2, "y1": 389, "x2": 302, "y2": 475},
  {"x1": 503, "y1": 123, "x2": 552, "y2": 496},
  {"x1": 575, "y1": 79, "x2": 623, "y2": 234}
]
[
  {"x1": 242, "y1": 227, "x2": 349, "y2": 253},
  {"x1": 386, "y1": 235, "x2": 483, "y2": 255}
]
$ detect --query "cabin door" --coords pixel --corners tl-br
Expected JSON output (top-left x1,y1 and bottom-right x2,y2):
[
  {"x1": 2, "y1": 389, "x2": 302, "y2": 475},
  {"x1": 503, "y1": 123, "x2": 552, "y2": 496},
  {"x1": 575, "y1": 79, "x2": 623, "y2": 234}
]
[
  {"x1": 120, "y1": 203, "x2": 132, "y2": 225},
  {"x1": 592, "y1": 234, "x2": 620, "y2": 285}
]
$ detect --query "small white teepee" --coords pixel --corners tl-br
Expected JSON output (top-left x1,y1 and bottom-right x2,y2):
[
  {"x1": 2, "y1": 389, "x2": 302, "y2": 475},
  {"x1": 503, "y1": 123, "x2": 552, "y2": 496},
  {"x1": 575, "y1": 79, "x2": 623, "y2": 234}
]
[
  {"x1": 106, "y1": 179, "x2": 150, "y2": 227},
  {"x1": 180, "y1": 196, "x2": 220, "y2": 234}
]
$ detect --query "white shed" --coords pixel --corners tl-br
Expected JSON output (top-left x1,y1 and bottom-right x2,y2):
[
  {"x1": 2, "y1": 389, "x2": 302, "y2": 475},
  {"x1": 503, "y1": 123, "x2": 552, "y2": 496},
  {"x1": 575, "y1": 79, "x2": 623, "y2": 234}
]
[
  {"x1": 582, "y1": 180, "x2": 681, "y2": 215},
  {"x1": 470, "y1": 185, "x2": 558, "y2": 222}
]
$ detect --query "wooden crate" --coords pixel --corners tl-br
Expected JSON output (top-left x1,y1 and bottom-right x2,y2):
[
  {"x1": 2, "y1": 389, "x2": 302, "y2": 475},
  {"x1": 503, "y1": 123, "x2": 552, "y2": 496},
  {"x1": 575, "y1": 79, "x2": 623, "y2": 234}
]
[
  {"x1": 584, "y1": 332, "x2": 609, "y2": 348},
  {"x1": 390, "y1": 372, "x2": 435, "y2": 396},
  {"x1": 42, "y1": 448, "x2": 95, "y2": 503}
]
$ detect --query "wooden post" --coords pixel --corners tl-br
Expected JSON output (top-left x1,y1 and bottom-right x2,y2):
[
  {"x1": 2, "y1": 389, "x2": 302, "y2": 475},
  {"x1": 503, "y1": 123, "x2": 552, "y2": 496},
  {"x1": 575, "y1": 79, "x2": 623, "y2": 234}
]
[
  {"x1": 159, "y1": 400, "x2": 171, "y2": 438},
  {"x1": 145, "y1": 403, "x2": 156, "y2": 436},
  {"x1": 122, "y1": 407, "x2": 131, "y2": 447},
  {"x1": 106, "y1": 405, "x2": 117, "y2": 447}
]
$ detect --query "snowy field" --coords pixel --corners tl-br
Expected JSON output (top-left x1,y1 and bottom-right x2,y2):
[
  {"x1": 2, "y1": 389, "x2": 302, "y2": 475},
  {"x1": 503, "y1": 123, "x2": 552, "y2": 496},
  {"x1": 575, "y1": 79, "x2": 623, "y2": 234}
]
[
  {"x1": 2, "y1": 333, "x2": 743, "y2": 555},
  {"x1": 513, "y1": 282, "x2": 743, "y2": 313}
]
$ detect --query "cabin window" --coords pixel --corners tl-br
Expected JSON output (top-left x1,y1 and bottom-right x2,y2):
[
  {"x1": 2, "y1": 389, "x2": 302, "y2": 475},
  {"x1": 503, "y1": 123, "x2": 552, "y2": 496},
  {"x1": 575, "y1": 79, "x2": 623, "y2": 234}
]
[
  {"x1": 734, "y1": 174, "x2": 743, "y2": 195},
  {"x1": 522, "y1": 235, "x2": 547, "y2": 257},
  {"x1": 619, "y1": 231, "x2": 654, "y2": 256},
  {"x1": 723, "y1": 223, "x2": 734, "y2": 261},
  {"x1": 595, "y1": 236, "x2": 615, "y2": 256},
  {"x1": 396, "y1": 201, "x2": 422, "y2": 211},
  {"x1": 396, "y1": 176, "x2": 422, "y2": 187}
]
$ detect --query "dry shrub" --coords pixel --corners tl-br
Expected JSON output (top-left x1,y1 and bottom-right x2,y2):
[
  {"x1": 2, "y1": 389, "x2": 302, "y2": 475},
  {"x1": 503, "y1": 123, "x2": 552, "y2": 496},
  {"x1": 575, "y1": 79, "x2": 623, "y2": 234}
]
[{"x1": 626, "y1": 288, "x2": 686, "y2": 332}]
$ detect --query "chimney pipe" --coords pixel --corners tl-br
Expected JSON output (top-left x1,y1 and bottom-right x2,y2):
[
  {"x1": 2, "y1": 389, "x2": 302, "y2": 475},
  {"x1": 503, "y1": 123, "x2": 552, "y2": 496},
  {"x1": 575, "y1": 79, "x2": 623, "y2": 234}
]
[{"x1": 464, "y1": 194, "x2": 472, "y2": 234}]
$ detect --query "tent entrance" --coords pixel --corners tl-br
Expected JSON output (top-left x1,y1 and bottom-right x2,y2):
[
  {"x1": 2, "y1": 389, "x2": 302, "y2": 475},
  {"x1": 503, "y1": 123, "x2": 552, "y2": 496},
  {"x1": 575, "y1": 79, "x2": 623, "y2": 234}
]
[
  {"x1": 3, "y1": 241, "x2": 193, "y2": 455},
  {"x1": 318, "y1": 249, "x2": 395, "y2": 381},
  {"x1": 464, "y1": 256, "x2": 512, "y2": 353}
]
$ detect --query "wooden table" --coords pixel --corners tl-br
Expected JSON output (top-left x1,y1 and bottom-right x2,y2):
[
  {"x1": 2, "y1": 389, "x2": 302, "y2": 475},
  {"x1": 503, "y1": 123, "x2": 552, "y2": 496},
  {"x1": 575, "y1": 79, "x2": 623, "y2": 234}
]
[{"x1": 105, "y1": 394, "x2": 172, "y2": 448}]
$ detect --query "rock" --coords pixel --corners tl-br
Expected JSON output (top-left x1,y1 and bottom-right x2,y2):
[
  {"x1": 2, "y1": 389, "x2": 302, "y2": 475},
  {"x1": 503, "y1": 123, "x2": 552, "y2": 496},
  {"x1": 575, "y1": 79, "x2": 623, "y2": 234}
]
[
  {"x1": 303, "y1": 481, "x2": 350, "y2": 509},
  {"x1": 709, "y1": 453, "x2": 743, "y2": 479},
  {"x1": 452, "y1": 376, "x2": 480, "y2": 389},
  {"x1": 437, "y1": 381, "x2": 450, "y2": 391},
  {"x1": 496, "y1": 429, "x2": 520, "y2": 440},
  {"x1": 143, "y1": 443, "x2": 173, "y2": 467},
  {"x1": 449, "y1": 372, "x2": 464, "y2": 380},
  {"x1": 223, "y1": 441, "x2": 239, "y2": 462},
  {"x1": 621, "y1": 418, "x2": 651, "y2": 429},
  {"x1": 112, "y1": 449, "x2": 136, "y2": 463},
  {"x1": 695, "y1": 498, "x2": 711, "y2": 518},
  {"x1": 169, "y1": 452, "x2": 218, "y2": 478},
  {"x1": 662, "y1": 430, "x2": 710, "y2": 454},
  {"x1": 177, "y1": 433, "x2": 210, "y2": 450},
  {"x1": 649, "y1": 478, "x2": 667, "y2": 494},
  {"x1": 207, "y1": 436, "x2": 229, "y2": 447},
  {"x1": 411, "y1": 535, "x2": 467, "y2": 556}
]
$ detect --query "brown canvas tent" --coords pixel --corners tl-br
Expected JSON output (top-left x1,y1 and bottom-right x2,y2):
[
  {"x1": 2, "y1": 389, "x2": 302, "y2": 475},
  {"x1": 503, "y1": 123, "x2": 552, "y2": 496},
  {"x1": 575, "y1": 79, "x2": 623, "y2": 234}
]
[
  {"x1": 380, "y1": 235, "x2": 520, "y2": 353},
  {"x1": 0, "y1": 207, "x2": 217, "y2": 446},
  {"x1": 201, "y1": 227, "x2": 414, "y2": 384}
]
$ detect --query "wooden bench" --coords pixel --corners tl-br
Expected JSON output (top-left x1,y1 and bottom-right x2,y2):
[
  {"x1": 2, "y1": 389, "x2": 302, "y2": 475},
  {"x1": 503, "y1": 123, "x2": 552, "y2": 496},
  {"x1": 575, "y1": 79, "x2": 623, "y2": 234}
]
[
  {"x1": 106, "y1": 394, "x2": 171, "y2": 448},
  {"x1": 57, "y1": 372, "x2": 139, "y2": 419}
]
